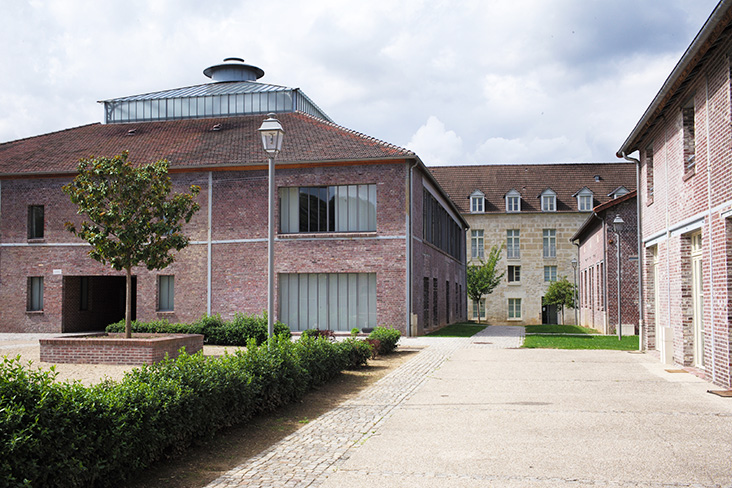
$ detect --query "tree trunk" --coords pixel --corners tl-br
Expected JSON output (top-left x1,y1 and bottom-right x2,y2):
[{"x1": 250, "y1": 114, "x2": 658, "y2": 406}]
[{"x1": 125, "y1": 267, "x2": 132, "y2": 339}]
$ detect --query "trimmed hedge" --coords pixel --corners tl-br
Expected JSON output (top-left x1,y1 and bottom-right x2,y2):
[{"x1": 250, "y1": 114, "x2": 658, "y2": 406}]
[
  {"x1": 368, "y1": 326, "x2": 401, "y2": 355},
  {"x1": 105, "y1": 312, "x2": 291, "y2": 346},
  {"x1": 0, "y1": 335, "x2": 370, "y2": 487}
]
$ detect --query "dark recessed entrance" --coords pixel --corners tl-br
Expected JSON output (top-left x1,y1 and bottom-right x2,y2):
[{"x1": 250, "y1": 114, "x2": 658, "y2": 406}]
[
  {"x1": 62, "y1": 276, "x2": 136, "y2": 332},
  {"x1": 542, "y1": 299, "x2": 558, "y2": 325}
]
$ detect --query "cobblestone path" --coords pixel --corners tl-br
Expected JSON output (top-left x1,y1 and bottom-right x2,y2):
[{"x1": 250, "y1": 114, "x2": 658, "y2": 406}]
[{"x1": 205, "y1": 326, "x2": 524, "y2": 488}]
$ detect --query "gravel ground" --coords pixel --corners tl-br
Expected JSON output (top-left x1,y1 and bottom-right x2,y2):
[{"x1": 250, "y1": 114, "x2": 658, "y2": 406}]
[{"x1": 0, "y1": 335, "x2": 245, "y2": 386}]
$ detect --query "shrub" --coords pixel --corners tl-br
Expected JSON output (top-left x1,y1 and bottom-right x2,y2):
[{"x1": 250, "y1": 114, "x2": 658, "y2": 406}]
[
  {"x1": 368, "y1": 326, "x2": 401, "y2": 355},
  {"x1": 0, "y1": 334, "x2": 360, "y2": 487},
  {"x1": 300, "y1": 328, "x2": 335, "y2": 340},
  {"x1": 350, "y1": 328, "x2": 360, "y2": 337},
  {"x1": 105, "y1": 313, "x2": 291, "y2": 346},
  {"x1": 338, "y1": 338, "x2": 374, "y2": 367}
]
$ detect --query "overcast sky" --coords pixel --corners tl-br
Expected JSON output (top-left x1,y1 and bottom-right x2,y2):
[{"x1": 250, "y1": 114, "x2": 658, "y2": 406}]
[{"x1": 0, "y1": 0, "x2": 720, "y2": 165}]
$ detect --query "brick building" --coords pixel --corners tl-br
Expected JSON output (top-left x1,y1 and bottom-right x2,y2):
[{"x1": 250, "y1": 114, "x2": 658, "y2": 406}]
[
  {"x1": 616, "y1": 0, "x2": 732, "y2": 388},
  {"x1": 0, "y1": 58, "x2": 467, "y2": 335},
  {"x1": 571, "y1": 191, "x2": 639, "y2": 335},
  {"x1": 430, "y1": 163, "x2": 635, "y2": 326}
]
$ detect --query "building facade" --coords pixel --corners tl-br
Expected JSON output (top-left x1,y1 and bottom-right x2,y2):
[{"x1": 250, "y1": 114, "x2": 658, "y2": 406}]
[
  {"x1": 0, "y1": 59, "x2": 467, "y2": 335},
  {"x1": 616, "y1": 1, "x2": 732, "y2": 388},
  {"x1": 431, "y1": 163, "x2": 636, "y2": 326},
  {"x1": 571, "y1": 191, "x2": 639, "y2": 335}
]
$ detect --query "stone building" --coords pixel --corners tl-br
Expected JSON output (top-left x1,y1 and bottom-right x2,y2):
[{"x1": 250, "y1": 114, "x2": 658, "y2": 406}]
[
  {"x1": 616, "y1": 0, "x2": 732, "y2": 388},
  {"x1": 0, "y1": 58, "x2": 467, "y2": 335},
  {"x1": 431, "y1": 163, "x2": 636, "y2": 326},
  {"x1": 571, "y1": 191, "x2": 639, "y2": 335}
]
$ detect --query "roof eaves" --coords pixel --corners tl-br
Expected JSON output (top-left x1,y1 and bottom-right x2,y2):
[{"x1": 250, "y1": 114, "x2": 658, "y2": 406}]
[{"x1": 616, "y1": 0, "x2": 732, "y2": 157}]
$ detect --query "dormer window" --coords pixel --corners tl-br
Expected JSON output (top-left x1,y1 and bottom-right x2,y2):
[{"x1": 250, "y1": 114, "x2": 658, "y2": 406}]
[
  {"x1": 505, "y1": 189, "x2": 521, "y2": 213},
  {"x1": 470, "y1": 190, "x2": 485, "y2": 213},
  {"x1": 573, "y1": 187, "x2": 594, "y2": 211},
  {"x1": 540, "y1": 189, "x2": 556, "y2": 212},
  {"x1": 608, "y1": 186, "x2": 629, "y2": 199}
]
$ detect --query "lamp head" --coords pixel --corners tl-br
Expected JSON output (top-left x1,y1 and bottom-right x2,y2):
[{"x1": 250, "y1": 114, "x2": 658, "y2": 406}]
[{"x1": 258, "y1": 113, "x2": 285, "y2": 156}]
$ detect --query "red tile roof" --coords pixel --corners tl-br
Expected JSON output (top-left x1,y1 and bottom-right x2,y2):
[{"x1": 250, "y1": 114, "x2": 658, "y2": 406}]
[
  {"x1": 0, "y1": 112, "x2": 415, "y2": 176},
  {"x1": 429, "y1": 163, "x2": 636, "y2": 214}
]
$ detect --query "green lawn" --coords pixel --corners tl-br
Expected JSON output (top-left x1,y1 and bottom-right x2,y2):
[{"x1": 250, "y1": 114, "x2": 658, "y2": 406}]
[
  {"x1": 524, "y1": 324, "x2": 599, "y2": 335},
  {"x1": 522, "y1": 334, "x2": 639, "y2": 350},
  {"x1": 426, "y1": 322, "x2": 487, "y2": 337}
]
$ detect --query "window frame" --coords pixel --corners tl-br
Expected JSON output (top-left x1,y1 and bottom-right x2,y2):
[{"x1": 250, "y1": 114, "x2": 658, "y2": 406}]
[
  {"x1": 508, "y1": 298, "x2": 522, "y2": 320},
  {"x1": 470, "y1": 229, "x2": 484, "y2": 259},
  {"x1": 505, "y1": 190, "x2": 521, "y2": 213},
  {"x1": 506, "y1": 229, "x2": 520, "y2": 259},
  {"x1": 544, "y1": 265, "x2": 557, "y2": 282},
  {"x1": 543, "y1": 229, "x2": 557, "y2": 259},
  {"x1": 158, "y1": 275, "x2": 175, "y2": 312},
  {"x1": 27, "y1": 205, "x2": 45, "y2": 240},
  {"x1": 540, "y1": 190, "x2": 557, "y2": 212},
  {"x1": 280, "y1": 184, "x2": 377, "y2": 234},
  {"x1": 27, "y1": 276, "x2": 44, "y2": 312},
  {"x1": 470, "y1": 191, "x2": 485, "y2": 213},
  {"x1": 508, "y1": 265, "x2": 521, "y2": 283}
]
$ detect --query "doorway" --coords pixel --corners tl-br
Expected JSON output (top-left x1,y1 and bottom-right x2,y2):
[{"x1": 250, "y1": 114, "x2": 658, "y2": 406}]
[
  {"x1": 62, "y1": 276, "x2": 136, "y2": 332},
  {"x1": 690, "y1": 233, "x2": 704, "y2": 368},
  {"x1": 542, "y1": 300, "x2": 558, "y2": 325}
]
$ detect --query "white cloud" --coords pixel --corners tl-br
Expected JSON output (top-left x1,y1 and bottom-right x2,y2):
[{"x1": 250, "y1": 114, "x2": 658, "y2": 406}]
[{"x1": 406, "y1": 116, "x2": 464, "y2": 166}]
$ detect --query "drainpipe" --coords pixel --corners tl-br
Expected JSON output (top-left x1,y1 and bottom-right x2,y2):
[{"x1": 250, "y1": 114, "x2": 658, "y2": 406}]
[
  {"x1": 620, "y1": 152, "x2": 644, "y2": 352},
  {"x1": 405, "y1": 160, "x2": 419, "y2": 337},
  {"x1": 704, "y1": 76, "x2": 716, "y2": 381},
  {"x1": 207, "y1": 171, "x2": 213, "y2": 316}
]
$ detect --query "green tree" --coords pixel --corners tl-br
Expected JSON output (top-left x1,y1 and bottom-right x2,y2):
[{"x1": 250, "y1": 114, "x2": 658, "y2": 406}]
[
  {"x1": 466, "y1": 245, "x2": 504, "y2": 324},
  {"x1": 63, "y1": 152, "x2": 201, "y2": 338},
  {"x1": 542, "y1": 276, "x2": 577, "y2": 325}
]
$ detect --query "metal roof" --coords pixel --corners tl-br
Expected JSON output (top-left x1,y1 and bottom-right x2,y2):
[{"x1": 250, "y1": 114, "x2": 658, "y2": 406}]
[{"x1": 99, "y1": 80, "x2": 289, "y2": 103}]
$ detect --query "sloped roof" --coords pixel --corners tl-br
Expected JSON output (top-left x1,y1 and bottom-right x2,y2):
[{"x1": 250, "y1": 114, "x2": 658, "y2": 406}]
[
  {"x1": 617, "y1": 0, "x2": 732, "y2": 156},
  {"x1": 0, "y1": 112, "x2": 414, "y2": 176},
  {"x1": 429, "y1": 163, "x2": 636, "y2": 214},
  {"x1": 571, "y1": 190, "x2": 637, "y2": 242}
]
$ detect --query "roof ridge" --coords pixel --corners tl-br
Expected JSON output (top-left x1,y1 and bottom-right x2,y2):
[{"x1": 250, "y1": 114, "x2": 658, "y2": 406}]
[{"x1": 294, "y1": 111, "x2": 416, "y2": 157}]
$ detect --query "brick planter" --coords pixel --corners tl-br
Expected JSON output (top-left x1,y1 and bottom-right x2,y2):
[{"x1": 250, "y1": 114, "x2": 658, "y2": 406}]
[{"x1": 39, "y1": 333, "x2": 204, "y2": 365}]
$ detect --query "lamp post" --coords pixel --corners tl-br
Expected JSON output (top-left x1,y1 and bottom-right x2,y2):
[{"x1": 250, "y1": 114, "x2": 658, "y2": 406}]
[
  {"x1": 571, "y1": 257, "x2": 578, "y2": 326},
  {"x1": 258, "y1": 113, "x2": 285, "y2": 341},
  {"x1": 612, "y1": 214, "x2": 625, "y2": 341}
]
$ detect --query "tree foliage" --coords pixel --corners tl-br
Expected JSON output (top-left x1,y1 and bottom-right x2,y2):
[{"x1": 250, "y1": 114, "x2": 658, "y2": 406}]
[
  {"x1": 466, "y1": 245, "x2": 504, "y2": 323},
  {"x1": 542, "y1": 276, "x2": 577, "y2": 325},
  {"x1": 63, "y1": 152, "x2": 201, "y2": 337}
]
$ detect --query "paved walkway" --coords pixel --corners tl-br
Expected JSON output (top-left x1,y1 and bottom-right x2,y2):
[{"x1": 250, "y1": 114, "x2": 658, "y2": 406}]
[{"x1": 205, "y1": 326, "x2": 732, "y2": 488}]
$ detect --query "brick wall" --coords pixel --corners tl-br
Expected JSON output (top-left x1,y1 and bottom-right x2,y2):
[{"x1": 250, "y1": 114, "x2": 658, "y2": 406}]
[
  {"x1": 0, "y1": 160, "x2": 464, "y2": 336},
  {"x1": 635, "y1": 33, "x2": 732, "y2": 387}
]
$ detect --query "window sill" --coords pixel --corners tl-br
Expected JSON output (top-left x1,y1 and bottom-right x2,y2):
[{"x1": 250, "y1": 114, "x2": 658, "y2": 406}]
[
  {"x1": 646, "y1": 194, "x2": 654, "y2": 206},
  {"x1": 279, "y1": 231, "x2": 378, "y2": 239},
  {"x1": 157, "y1": 310, "x2": 175, "y2": 314},
  {"x1": 27, "y1": 238, "x2": 46, "y2": 244},
  {"x1": 26, "y1": 310, "x2": 44, "y2": 315},
  {"x1": 507, "y1": 281, "x2": 521, "y2": 286},
  {"x1": 507, "y1": 317, "x2": 522, "y2": 321},
  {"x1": 683, "y1": 167, "x2": 696, "y2": 181}
]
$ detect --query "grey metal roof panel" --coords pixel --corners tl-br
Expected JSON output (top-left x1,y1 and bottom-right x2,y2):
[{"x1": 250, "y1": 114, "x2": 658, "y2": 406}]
[{"x1": 99, "y1": 81, "x2": 291, "y2": 103}]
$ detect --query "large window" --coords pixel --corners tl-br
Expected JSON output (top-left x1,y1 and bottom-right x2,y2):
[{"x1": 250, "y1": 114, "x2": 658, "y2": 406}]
[
  {"x1": 280, "y1": 184, "x2": 376, "y2": 233},
  {"x1": 507, "y1": 229, "x2": 520, "y2": 259},
  {"x1": 279, "y1": 273, "x2": 376, "y2": 331},
  {"x1": 423, "y1": 189, "x2": 463, "y2": 260},
  {"x1": 27, "y1": 205, "x2": 44, "y2": 239},
  {"x1": 158, "y1": 275, "x2": 175, "y2": 311},
  {"x1": 508, "y1": 298, "x2": 522, "y2": 319},
  {"x1": 423, "y1": 277, "x2": 430, "y2": 329},
  {"x1": 645, "y1": 146, "x2": 654, "y2": 201},
  {"x1": 471, "y1": 230, "x2": 484, "y2": 259},
  {"x1": 27, "y1": 277, "x2": 43, "y2": 311},
  {"x1": 543, "y1": 229, "x2": 556, "y2": 258}
]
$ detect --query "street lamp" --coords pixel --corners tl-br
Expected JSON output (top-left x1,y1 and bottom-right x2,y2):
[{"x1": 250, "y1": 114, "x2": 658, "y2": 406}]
[
  {"x1": 612, "y1": 214, "x2": 625, "y2": 341},
  {"x1": 259, "y1": 113, "x2": 285, "y2": 341},
  {"x1": 571, "y1": 257, "x2": 578, "y2": 326}
]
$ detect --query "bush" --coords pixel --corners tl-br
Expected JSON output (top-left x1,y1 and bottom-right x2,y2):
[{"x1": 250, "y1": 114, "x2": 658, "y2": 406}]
[
  {"x1": 337, "y1": 338, "x2": 374, "y2": 367},
  {"x1": 105, "y1": 313, "x2": 291, "y2": 346},
  {"x1": 0, "y1": 333, "x2": 364, "y2": 487},
  {"x1": 300, "y1": 328, "x2": 335, "y2": 340},
  {"x1": 368, "y1": 326, "x2": 401, "y2": 355}
]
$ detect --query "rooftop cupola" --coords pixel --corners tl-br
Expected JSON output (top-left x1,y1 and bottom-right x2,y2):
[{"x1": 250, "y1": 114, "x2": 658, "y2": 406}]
[{"x1": 203, "y1": 57, "x2": 265, "y2": 82}]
